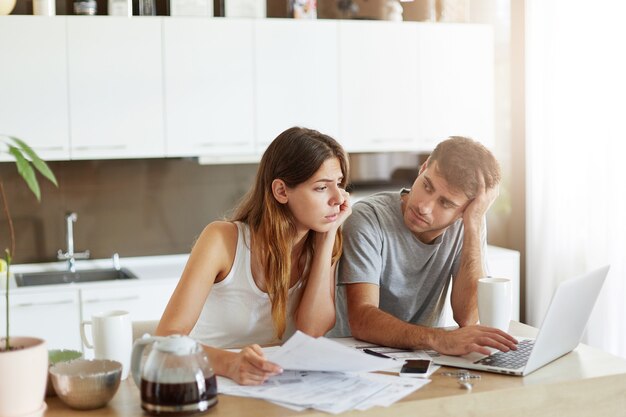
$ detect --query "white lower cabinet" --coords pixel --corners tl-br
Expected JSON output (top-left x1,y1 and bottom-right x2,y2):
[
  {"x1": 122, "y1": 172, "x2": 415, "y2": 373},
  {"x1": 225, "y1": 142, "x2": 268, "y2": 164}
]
[
  {"x1": 80, "y1": 281, "x2": 177, "y2": 358},
  {"x1": 2, "y1": 289, "x2": 82, "y2": 351},
  {"x1": 1, "y1": 279, "x2": 177, "y2": 355},
  {"x1": 80, "y1": 281, "x2": 176, "y2": 323},
  {"x1": 442, "y1": 245, "x2": 521, "y2": 327}
]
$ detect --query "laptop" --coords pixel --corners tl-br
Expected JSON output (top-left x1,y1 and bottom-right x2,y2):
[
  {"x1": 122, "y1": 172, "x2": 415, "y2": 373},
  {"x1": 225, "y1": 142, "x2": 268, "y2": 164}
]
[{"x1": 432, "y1": 265, "x2": 610, "y2": 376}]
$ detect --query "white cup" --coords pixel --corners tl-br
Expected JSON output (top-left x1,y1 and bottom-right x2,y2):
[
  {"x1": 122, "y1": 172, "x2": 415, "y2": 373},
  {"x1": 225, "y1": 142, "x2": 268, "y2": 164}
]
[
  {"x1": 477, "y1": 277, "x2": 512, "y2": 332},
  {"x1": 81, "y1": 310, "x2": 132, "y2": 380}
]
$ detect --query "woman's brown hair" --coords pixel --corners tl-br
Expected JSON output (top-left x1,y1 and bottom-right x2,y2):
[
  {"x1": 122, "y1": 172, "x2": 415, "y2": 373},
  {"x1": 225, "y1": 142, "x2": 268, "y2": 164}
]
[{"x1": 231, "y1": 127, "x2": 349, "y2": 338}]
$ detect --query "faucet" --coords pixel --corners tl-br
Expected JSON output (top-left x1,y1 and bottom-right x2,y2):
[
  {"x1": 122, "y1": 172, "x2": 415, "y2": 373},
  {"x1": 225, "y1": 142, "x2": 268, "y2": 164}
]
[{"x1": 57, "y1": 212, "x2": 90, "y2": 272}]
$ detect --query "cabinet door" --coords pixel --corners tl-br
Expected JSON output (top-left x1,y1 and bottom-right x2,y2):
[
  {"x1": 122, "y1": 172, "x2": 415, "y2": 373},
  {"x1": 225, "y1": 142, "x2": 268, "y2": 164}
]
[
  {"x1": 255, "y1": 20, "x2": 339, "y2": 154},
  {"x1": 441, "y1": 245, "x2": 520, "y2": 327},
  {"x1": 0, "y1": 16, "x2": 70, "y2": 161},
  {"x1": 2, "y1": 289, "x2": 81, "y2": 351},
  {"x1": 81, "y1": 281, "x2": 176, "y2": 322},
  {"x1": 417, "y1": 24, "x2": 494, "y2": 150},
  {"x1": 80, "y1": 281, "x2": 176, "y2": 358},
  {"x1": 67, "y1": 17, "x2": 165, "y2": 159},
  {"x1": 339, "y1": 21, "x2": 420, "y2": 153},
  {"x1": 486, "y1": 246, "x2": 520, "y2": 321},
  {"x1": 163, "y1": 18, "x2": 255, "y2": 158}
]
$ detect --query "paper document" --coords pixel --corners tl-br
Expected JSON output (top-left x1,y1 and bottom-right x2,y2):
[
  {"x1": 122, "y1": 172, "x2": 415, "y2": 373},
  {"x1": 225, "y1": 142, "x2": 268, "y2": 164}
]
[
  {"x1": 266, "y1": 331, "x2": 396, "y2": 372},
  {"x1": 218, "y1": 370, "x2": 429, "y2": 414},
  {"x1": 218, "y1": 333, "x2": 432, "y2": 413}
]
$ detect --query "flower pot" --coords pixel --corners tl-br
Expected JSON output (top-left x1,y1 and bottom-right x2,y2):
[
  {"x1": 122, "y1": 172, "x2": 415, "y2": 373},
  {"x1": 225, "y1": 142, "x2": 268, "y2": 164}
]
[
  {"x1": 0, "y1": 0, "x2": 16, "y2": 15},
  {"x1": 0, "y1": 337, "x2": 48, "y2": 417}
]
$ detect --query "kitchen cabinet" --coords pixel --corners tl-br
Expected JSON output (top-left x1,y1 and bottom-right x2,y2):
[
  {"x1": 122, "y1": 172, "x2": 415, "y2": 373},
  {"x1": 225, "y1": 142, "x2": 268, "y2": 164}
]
[
  {"x1": 67, "y1": 17, "x2": 165, "y2": 159},
  {"x1": 338, "y1": 20, "x2": 420, "y2": 153},
  {"x1": 1, "y1": 279, "x2": 177, "y2": 355},
  {"x1": 0, "y1": 17, "x2": 70, "y2": 161},
  {"x1": 163, "y1": 19, "x2": 255, "y2": 158},
  {"x1": 1, "y1": 17, "x2": 494, "y2": 161},
  {"x1": 254, "y1": 19, "x2": 340, "y2": 153},
  {"x1": 80, "y1": 280, "x2": 175, "y2": 323},
  {"x1": 80, "y1": 280, "x2": 176, "y2": 358},
  {"x1": 417, "y1": 24, "x2": 494, "y2": 150},
  {"x1": 442, "y1": 245, "x2": 521, "y2": 327},
  {"x1": 1, "y1": 289, "x2": 82, "y2": 351}
]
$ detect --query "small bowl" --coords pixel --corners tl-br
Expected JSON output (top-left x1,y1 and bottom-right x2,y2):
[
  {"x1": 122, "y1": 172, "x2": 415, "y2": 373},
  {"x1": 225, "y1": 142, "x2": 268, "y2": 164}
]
[
  {"x1": 49, "y1": 359, "x2": 122, "y2": 410},
  {"x1": 46, "y1": 349, "x2": 83, "y2": 397}
]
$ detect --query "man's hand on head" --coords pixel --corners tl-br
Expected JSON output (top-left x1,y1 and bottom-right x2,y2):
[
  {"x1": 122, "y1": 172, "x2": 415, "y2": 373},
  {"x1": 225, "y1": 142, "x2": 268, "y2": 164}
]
[{"x1": 462, "y1": 170, "x2": 499, "y2": 231}]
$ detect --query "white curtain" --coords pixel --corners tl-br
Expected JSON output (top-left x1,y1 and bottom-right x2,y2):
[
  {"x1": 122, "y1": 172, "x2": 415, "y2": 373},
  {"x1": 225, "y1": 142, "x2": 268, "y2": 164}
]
[{"x1": 526, "y1": 0, "x2": 626, "y2": 358}]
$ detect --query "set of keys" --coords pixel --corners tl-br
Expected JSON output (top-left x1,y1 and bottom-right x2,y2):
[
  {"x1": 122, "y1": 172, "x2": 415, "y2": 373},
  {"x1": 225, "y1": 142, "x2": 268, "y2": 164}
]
[{"x1": 440, "y1": 370, "x2": 481, "y2": 391}]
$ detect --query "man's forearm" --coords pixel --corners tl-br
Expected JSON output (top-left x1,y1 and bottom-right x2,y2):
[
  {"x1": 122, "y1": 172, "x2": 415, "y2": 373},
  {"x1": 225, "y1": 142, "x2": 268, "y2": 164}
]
[
  {"x1": 451, "y1": 223, "x2": 484, "y2": 326},
  {"x1": 349, "y1": 304, "x2": 439, "y2": 350}
]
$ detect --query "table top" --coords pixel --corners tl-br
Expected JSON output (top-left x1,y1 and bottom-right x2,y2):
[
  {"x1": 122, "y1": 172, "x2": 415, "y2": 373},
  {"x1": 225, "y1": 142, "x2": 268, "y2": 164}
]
[{"x1": 43, "y1": 322, "x2": 626, "y2": 417}]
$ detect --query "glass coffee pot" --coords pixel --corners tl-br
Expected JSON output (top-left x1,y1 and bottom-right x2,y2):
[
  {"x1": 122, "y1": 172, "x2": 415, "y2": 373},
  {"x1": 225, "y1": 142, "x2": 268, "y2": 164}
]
[{"x1": 131, "y1": 335, "x2": 217, "y2": 415}]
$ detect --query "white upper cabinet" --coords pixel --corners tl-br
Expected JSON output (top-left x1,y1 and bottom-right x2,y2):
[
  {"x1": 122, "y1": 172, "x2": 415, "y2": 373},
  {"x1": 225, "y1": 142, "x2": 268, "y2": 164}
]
[
  {"x1": 1, "y1": 17, "x2": 494, "y2": 161},
  {"x1": 67, "y1": 17, "x2": 165, "y2": 159},
  {"x1": 0, "y1": 17, "x2": 70, "y2": 161},
  {"x1": 163, "y1": 18, "x2": 255, "y2": 158},
  {"x1": 254, "y1": 20, "x2": 340, "y2": 153},
  {"x1": 417, "y1": 24, "x2": 494, "y2": 150},
  {"x1": 339, "y1": 21, "x2": 420, "y2": 153}
]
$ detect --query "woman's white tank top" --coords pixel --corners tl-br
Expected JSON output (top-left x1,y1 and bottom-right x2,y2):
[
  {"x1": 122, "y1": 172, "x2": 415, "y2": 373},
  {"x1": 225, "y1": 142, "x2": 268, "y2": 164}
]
[{"x1": 189, "y1": 222, "x2": 305, "y2": 349}]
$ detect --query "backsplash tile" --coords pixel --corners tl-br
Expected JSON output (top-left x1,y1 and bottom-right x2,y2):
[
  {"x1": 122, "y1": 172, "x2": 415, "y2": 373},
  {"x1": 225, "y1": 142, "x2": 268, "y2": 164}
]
[{"x1": 0, "y1": 158, "x2": 257, "y2": 264}]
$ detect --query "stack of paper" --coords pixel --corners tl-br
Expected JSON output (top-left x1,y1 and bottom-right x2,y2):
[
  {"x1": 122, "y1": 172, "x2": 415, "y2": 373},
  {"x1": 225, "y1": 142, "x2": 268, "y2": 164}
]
[
  {"x1": 218, "y1": 332, "x2": 431, "y2": 413},
  {"x1": 218, "y1": 370, "x2": 429, "y2": 413}
]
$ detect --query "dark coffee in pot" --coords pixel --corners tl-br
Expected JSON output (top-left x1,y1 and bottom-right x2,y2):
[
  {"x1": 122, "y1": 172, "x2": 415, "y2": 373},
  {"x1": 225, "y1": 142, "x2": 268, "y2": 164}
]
[{"x1": 140, "y1": 375, "x2": 218, "y2": 415}]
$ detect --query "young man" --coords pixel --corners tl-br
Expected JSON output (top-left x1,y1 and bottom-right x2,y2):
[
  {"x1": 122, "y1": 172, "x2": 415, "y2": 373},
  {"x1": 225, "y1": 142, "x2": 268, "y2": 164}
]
[{"x1": 333, "y1": 136, "x2": 518, "y2": 356}]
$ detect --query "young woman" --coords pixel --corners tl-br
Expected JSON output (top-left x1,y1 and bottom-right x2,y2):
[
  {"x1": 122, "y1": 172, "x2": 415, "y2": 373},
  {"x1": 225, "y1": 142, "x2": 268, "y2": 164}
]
[{"x1": 156, "y1": 127, "x2": 351, "y2": 385}]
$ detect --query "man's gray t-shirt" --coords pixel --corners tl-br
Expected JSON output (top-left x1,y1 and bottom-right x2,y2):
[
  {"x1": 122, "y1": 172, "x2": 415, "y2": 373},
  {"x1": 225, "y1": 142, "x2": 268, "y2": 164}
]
[{"x1": 330, "y1": 190, "x2": 485, "y2": 337}]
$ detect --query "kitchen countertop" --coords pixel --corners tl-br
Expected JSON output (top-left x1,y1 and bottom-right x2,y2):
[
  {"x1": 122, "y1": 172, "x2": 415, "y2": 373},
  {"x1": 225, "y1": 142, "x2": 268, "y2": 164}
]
[{"x1": 2, "y1": 254, "x2": 189, "y2": 294}]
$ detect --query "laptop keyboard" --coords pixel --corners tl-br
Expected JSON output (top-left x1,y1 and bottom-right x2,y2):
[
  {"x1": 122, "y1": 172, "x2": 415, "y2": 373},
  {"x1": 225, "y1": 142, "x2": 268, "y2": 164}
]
[{"x1": 474, "y1": 339, "x2": 535, "y2": 369}]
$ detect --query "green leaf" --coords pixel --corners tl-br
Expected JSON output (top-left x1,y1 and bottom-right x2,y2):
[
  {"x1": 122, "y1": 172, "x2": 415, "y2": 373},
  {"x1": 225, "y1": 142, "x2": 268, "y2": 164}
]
[
  {"x1": 8, "y1": 136, "x2": 58, "y2": 187},
  {"x1": 8, "y1": 146, "x2": 41, "y2": 201}
]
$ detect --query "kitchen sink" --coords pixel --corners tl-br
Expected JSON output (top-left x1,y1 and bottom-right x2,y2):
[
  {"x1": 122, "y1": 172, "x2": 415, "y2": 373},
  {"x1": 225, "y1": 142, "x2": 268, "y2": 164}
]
[{"x1": 13, "y1": 268, "x2": 138, "y2": 287}]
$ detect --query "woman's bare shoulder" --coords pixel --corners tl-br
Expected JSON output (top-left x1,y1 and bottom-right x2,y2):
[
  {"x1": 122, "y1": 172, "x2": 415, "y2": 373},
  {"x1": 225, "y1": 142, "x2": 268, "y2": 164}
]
[{"x1": 198, "y1": 221, "x2": 239, "y2": 249}]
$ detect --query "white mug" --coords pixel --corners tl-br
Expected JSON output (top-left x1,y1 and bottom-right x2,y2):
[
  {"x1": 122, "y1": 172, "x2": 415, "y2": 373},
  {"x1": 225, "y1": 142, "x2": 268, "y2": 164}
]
[
  {"x1": 81, "y1": 310, "x2": 132, "y2": 380},
  {"x1": 477, "y1": 277, "x2": 512, "y2": 332}
]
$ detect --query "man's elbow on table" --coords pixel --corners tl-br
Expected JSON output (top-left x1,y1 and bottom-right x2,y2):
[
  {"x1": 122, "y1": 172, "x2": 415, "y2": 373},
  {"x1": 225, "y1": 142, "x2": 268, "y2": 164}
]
[{"x1": 347, "y1": 306, "x2": 373, "y2": 340}]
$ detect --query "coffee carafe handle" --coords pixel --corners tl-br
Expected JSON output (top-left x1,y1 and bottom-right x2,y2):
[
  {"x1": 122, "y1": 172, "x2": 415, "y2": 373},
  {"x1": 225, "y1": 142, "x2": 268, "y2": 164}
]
[{"x1": 131, "y1": 335, "x2": 157, "y2": 388}]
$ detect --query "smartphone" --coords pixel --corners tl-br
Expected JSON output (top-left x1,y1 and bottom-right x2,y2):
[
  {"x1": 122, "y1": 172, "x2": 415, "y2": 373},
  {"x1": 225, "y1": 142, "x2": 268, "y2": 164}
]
[{"x1": 399, "y1": 359, "x2": 432, "y2": 377}]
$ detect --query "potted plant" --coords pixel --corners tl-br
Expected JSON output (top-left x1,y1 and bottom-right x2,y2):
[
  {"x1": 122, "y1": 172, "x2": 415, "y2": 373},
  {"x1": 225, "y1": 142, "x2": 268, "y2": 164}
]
[{"x1": 0, "y1": 135, "x2": 58, "y2": 417}]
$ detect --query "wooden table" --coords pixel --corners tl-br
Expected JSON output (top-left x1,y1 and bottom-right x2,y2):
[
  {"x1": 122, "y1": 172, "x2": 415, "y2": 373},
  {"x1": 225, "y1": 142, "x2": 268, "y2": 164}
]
[{"x1": 44, "y1": 322, "x2": 626, "y2": 417}]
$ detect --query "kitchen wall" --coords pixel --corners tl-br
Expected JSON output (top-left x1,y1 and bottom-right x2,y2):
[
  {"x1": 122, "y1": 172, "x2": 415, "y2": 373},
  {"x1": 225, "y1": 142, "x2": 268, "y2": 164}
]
[{"x1": 0, "y1": 158, "x2": 258, "y2": 264}]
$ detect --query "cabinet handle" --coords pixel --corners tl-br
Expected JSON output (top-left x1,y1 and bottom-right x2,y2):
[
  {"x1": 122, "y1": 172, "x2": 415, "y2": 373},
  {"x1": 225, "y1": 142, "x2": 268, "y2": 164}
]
[
  {"x1": 14, "y1": 299, "x2": 75, "y2": 308},
  {"x1": 32, "y1": 146, "x2": 66, "y2": 151},
  {"x1": 370, "y1": 137, "x2": 413, "y2": 144},
  {"x1": 196, "y1": 142, "x2": 248, "y2": 147},
  {"x1": 84, "y1": 295, "x2": 140, "y2": 304},
  {"x1": 73, "y1": 145, "x2": 127, "y2": 151}
]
